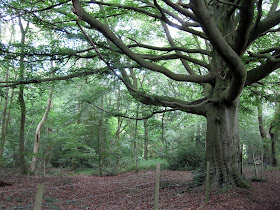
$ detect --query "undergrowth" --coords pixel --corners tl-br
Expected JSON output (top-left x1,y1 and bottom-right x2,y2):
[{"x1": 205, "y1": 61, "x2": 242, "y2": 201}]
[{"x1": 125, "y1": 158, "x2": 169, "y2": 172}]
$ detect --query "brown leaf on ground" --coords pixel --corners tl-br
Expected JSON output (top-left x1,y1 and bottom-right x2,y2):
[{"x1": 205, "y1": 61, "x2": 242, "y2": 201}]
[{"x1": 0, "y1": 169, "x2": 280, "y2": 209}]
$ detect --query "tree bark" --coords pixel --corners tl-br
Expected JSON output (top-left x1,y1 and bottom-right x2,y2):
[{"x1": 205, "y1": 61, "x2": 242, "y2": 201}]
[
  {"x1": 97, "y1": 95, "x2": 104, "y2": 176},
  {"x1": 116, "y1": 86, "x2": 121, "y2": 141},
  {"x1": 269, "y1": 124, "x2": 278, "y2": 167},
  {"x1": 0, "y1": 70, "x2": 10, "y2": 168},
  {"x1": 258, "y1": 105, "x2": 267, "y2": 139},
  {"x1": 271, "y1": 136, "x2": 277, "y2": 167},
  {"x1": 143, "y1": 119, "x2": 148, "y2": 160},
  {"x1": 257, "y1": 104, "x2": 270, "y2": 164},
  {"x1": 205, "y1": 102, "x2": 245, "y2": 187},
  {"x1": 30, "y1": 85, "x2": 53, "y2": 173},
  {"x1": 18, "y1": 17, "x2": 29, "y2": 174},
  {"x1": 18, "y1": 86, "x2": 27, "y2": 174},
  {"x1": 0, "y1": 77, "x2": 16, "y2": 168},
  {"x1": 71, "y1": 0, "x2": 280, "y2": 188}
]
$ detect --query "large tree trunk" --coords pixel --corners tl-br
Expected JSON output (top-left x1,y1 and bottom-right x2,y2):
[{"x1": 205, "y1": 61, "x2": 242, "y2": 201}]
[{"x1": 205, "y1": 102, "x2": 245, "y2": 187}]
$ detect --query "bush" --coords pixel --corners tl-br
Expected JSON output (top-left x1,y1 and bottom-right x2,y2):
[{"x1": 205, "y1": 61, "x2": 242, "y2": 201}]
[
  {"x1": 168, "y1": 142, "x2": 205, "y2": 170},
  {"x1": 126, "y1": 158, "x2": 169, "y2": 171}
]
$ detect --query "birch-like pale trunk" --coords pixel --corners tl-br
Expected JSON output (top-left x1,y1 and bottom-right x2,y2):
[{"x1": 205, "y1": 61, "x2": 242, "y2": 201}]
[{"x1": 30, "y1": 86, "x2": 53, "y2": 173}]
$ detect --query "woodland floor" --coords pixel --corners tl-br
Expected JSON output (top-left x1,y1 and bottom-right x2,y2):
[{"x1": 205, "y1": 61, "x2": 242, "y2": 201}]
[{"x1": 0, "y1": 167, "x2": 280, "y2": 209}]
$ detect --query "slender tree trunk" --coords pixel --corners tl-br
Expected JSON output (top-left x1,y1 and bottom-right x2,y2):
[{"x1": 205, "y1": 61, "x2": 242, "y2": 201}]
[
  {"x1": 143, "y1": 119, "x2": 148, "y2": 160},
  {"x1": 161, "y1": 112, "x2": 165, "y2": 143},
  {"x1": 129, "y1": 68, "x2": 140, "y2": 172},
  {"x1": 30, "y1": 85, "x2": 53, "y2": 173},
  {"x1": 132, "y1": 104, "x2": 140, "y2": 173},
  {"x1": 115, "y1": 86, "x2": 121, "y2": 141},
  {"x1": 257, "y1": 104, "x2": 270, "y2": 164},
  {"x1": 258, "y1": 105, "x2": 267, "y2": 139},
  {"x1": 269, "y1": 124, "x2": 278, "y2": 167},
  {"x1": 0, "y1": 24, "x2": 15, "y2": 168},
  {"x1": 271, "y1": 136, "x2": 277, "y2": 167},
  {"x1": 18, "y1": 84, "x2": 27, "y2": 174},
  {"x1": 0, "y1": 70, "x2": 10, "y2": 168},
  {"x1": 18, "y1": 17, "x2": 29, "y2": 174},
  {"x1": 0, "y1": 79, "x2": 16, "y2": 168},
  {"x1": 189, "y1": 126, "x2": 195, "y2": 143},
  {"x1": 97, "y1": 95, "x2": 104, "y2": 176},
  {"x1": 196, "y1": 123, "x2": 204, "y2": 147}
]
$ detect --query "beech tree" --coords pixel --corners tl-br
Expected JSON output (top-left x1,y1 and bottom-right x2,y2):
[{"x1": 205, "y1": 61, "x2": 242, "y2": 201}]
[{"x1": 69, "y1": 0, "x2": 280, "y2": 186}]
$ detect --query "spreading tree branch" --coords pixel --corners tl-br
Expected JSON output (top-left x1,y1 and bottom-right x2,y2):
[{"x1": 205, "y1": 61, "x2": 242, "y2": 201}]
[
  {"x1": 72, "y1": 0, "x2": 214, "y2": 84},
  {"x1": 190, "y1": 0, "x2": 247, "y2": 103},
  {"x1": 248, "y1": 10, "x2": 280, "y2": 46},
  {"x1": 127, "y1": 43, "x2": 211, "y2": 56},
  {"x1": 233, "y1": 0, "x2": 255, "y2": 54},
  {"x1": 0, "y1": 68, "x2": 109, "y2": 88},
  {"x1": 85, "y1": 99, "x2": 178, "y2": 120},
  {"x1": 246, "y1": 53, "x2": 280, "y2": 86}
]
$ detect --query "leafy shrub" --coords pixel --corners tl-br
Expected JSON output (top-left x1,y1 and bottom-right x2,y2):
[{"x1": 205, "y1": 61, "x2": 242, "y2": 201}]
[
  {"x1": 126, "y1": 158, "x2": 169, "y2": 171},
  {"x1": 167, "y1": 142, "x2": 205, "y2": 170},
  {"x1": 51, "y1": 141, "x2": 97, "y2": 169}
]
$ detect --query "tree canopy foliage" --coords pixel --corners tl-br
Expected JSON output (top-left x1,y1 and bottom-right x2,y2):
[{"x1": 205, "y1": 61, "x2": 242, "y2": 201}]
[{"x1": 0, "y1": 0, "x2": 279, "y2": 185}]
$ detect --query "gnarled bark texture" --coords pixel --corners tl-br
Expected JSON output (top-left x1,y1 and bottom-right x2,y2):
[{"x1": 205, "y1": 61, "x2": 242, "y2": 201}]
[{"x1": 205, "y1": 102, "x2": 243, "y2": 186}]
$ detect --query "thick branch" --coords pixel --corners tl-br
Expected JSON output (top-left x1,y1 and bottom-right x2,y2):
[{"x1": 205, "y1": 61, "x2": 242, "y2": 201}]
[
  {"x1": 246, "y1": 59, "x2": 280, "y2": 86},
  {"x1": 86, "y1": 1, "x2": 206, "y2": 38},
  {"x1": 161, "y1": 21, "x2": 196, "y2": 75},
  {"x1": 128, "y1": 43, "x2": 211, "y2": 56},
  {"x1": 258, "y1": 47, "x2": 280, "y2": 54},
  {"x1": 227, "y1": 0, "x2": 242, "y2": 17},
  {"x1": 117, "y1": 66, "x2": 207, "y2": 115},
  {"x1": 162, "y1": 99, "x2": 211, "y2": 109},
  {"x1": 248, "y1": 10, "x2": 280, "y2": 46},
  {"x1": 191, "y1": 0, "x2": 247, "y2": 103},
  {"x1": 85, "y1": 99, "x2": 178, "y2": 120},
  {"x1": 233, "y1": 0, "x2": 255, "y2": 54},
  {"x1": 216, "y1": 0, "x2": 240, "y2": 7},
  {"x1": 140, "y1": 53, "x2": 209, "y2": 69},
  {"x1": 161, "y1": 0, "x2": 197, "y2": 20},
  {"x1": 5, "y1": 0, "x2": 71, "y2": 14},
  {"x1": 254, "y1": 0, "x2": 263, "y2": 28},
  {"x1": 85, "y1": 0, "x2": 160, "y2": 18},
  {"x1": 268, "y1": 0, "x2": 280, "y2": 17},
  {"x1": 0, "y1": 68, "x2": 109, "y2": 88},
  {"x1": 248, "y1": 52, "x2": 280, "y2": 63},
  {"x1": 72, "y1": 0, "x2": 214, "y2": 84}
]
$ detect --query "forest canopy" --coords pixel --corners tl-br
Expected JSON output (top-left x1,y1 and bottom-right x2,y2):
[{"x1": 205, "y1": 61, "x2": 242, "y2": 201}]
[{"x1": 0, "y1": 0, "x2": 279, "y2": 187}]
